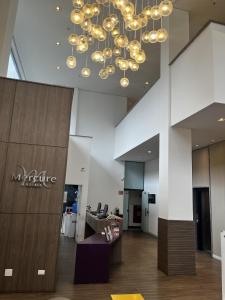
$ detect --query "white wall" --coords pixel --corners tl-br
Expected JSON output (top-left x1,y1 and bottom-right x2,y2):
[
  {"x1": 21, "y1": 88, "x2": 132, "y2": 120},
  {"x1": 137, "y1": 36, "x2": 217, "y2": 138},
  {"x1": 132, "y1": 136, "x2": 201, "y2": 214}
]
[
  {"x1": 212, "y1": 24, "x2": 225, "y2": 104},
  {"x1": 171, "y1": 23, "x2": 225, "y2": 126},
  {"x1": 76, "y1": 90, "x2": 127, "y2": 213},
  {"x1": 114, "y1": 9, "x2": 190, "y2": 160},
  {"x1": 65, "y1": 135, "x2": 92, "y2": 242},
  {"x1": 144, "y1": 159, "x2": 159, "y2": 236},
  {"x1": 192, "y1": 148, "x2": 210, "y2": 187},
  {"x1": 0, "y1": 0, "x2": 18, "y2": 76}
]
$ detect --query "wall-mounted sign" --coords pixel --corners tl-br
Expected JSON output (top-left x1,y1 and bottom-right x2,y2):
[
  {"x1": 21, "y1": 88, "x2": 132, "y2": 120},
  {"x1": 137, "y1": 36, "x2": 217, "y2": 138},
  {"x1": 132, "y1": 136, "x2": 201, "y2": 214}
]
[{"x1": 11, "y1": 166, "x2": 57, "y2": 188}]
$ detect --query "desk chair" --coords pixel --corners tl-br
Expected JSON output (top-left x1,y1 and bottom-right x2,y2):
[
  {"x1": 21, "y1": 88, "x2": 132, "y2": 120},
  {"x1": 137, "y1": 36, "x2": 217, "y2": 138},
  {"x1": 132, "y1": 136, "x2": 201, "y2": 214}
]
[{"x1": 111, "y1": 294, "x2": 144, "y2": 300}]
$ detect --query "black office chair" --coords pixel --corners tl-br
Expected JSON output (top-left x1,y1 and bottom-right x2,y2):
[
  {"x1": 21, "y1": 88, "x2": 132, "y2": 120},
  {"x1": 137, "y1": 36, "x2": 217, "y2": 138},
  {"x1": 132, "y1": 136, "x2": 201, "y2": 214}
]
[
  {"x1": 91, "y1": 202, "x2": 102, "y2": 216},
  {"x1": 97, "y1": 204, "x2": 108, "y2": 219}
]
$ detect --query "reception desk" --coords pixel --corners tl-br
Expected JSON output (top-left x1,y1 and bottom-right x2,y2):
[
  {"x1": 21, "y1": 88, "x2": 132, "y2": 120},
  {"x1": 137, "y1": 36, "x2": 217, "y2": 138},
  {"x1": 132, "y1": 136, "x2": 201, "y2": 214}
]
[{"x1": 74, "y1": 212, "x2": 123, "y2": 284}]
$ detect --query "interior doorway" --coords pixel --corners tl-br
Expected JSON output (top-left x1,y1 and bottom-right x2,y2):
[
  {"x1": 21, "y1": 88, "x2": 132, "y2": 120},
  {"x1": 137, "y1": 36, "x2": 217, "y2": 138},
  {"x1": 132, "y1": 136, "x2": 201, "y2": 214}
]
[
  {"x1": 193, "y1": 188, "x2": 212, "y2": 253},
  {"x1": 123, "y1": 190, "x2": 142, "y2": 230}
]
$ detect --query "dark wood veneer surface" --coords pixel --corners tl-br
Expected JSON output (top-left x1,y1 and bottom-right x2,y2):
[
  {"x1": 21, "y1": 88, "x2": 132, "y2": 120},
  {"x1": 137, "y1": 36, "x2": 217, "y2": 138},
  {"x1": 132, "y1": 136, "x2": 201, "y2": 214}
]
[
  {"x1": 0, "y1": 143, "x2": 67, "y2": 214},
  {"x1": 10, "y1": 81, "x2": 72, "y2": 147},
  {"x1": 0, "y1": 78, "x2": 16, "y2": 142},
  {"x1": 0, "y1": 214, "x2": 61, "y2": 292},
  {"x1": 158, "y1": 218, "x2": 196, "y2": 276}
]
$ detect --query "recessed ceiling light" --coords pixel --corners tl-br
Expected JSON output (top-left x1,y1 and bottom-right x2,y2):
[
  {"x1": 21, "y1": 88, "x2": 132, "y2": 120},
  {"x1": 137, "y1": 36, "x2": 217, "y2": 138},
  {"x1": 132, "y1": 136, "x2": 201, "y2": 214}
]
[
  {"x1": 56, "y1": 66, "x2": 61, "y2": 70},
  {"x1": 56, "y1": 42, "x2": 61, "y2": 46},
  {"x1": 195, "y1": 144, "x2": 199, "y2": 147},
  {"x1": 56, "y1": 5, "x2": 61, "y2": 11},
  {"x1": 147, "y1": 150, "x2": 152, "y2": 154},
  {"x1": 217, "y1": 117, "x2": 225, "y2": 122},
  {"x1": 145, "y1": 81, "x2": 149, "y2": 85},
  {"x1": 211, "y1": 139, "x2": 215, "y2": 143}
]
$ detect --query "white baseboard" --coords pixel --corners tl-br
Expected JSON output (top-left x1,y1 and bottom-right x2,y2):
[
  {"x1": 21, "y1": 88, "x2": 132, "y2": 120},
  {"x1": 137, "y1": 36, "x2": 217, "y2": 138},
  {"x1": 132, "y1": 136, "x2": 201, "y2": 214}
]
[{"x1": 213, "y1": 254, "x2": 221, "y2": 261}]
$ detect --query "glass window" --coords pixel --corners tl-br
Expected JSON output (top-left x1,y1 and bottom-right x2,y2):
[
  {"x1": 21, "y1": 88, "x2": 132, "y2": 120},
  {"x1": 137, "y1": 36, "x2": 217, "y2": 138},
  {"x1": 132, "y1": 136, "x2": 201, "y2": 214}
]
[{"x1": 7, "y1": 52, "x2": 20, "y2": 79}]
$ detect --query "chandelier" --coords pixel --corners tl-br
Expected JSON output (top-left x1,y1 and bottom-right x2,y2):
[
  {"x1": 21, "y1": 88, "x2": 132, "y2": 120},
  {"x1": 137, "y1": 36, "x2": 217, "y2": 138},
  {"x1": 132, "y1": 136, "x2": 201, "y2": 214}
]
[{"x1": 66, "y1": 0, "x2": 173, "y2": 88}]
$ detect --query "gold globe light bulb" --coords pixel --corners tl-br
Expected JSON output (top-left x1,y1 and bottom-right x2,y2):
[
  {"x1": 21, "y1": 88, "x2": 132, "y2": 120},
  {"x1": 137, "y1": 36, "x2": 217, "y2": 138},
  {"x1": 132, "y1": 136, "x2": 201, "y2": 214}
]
[
  {"x1": 83, "y1": 3, "x2": 94, "y2": 18},
  {"x1": 121, "y1": 2, "x2": 135, "y2": 16},
  {"x1": 120, "y1": 77, "x2": 129, "y2": 88},
  {"x1": 92, "y1": 3, "x2": 101, "y2": 16},
  {"x1": 66, "y1": 55, "x2": 77, "y2": 69},
  {"x1": 128, "y1": 59, "x2": 139, "y2": 71},
  {"x1": 98, "y1": 30, "x2": 107, "y2": 41},
  {"x1": 143, "y1": 5, "x2": 152, "y2": 19},
  {"x1": 103, "y1": 17, "x2": 115, "y2": 32},
  {"x1": 107, "y1": 64, "x2": 116, "y2": 75},
  {"x1": 151, "y1": 5, "x2": 161, "y2": 20},
  {"x1": 135, "y1": 50, "x2": 146, "y2": 64},
  {"x1": 72, "y1": 0, "x2": 84, "y2": 8},
  {"x1": 81, "y1": 67, "x2": 91, "y2": 78},
  {"x1": 157, "y1": 28, "x2": 168, "y2": 43},
  {"x1": 103, "y1": 48, "x2": 113, "y2": 59},
  {"x1": 119, "y1": 59, "x2": 129, "y2": 71},
  {"x1": 139, "y1": 13, "x2": 148, "y2": 28},
  {"x1": 68, "y1": 33, "x2": 78, "y2": 46},
  {"x1": 114, "y1": 35, "x2": 129, "y2": 48},
  {"x1": 71, "y1": 9, "x2": 85, "y2": 24},
  {"x1": 142, "y1": 31, "x2": 151, "y2": 43},
  {"x1": 76, "y1": 41, "x2": 88, "y2": 53},
  {"x1": 110, "y1": 14, "x2": 119, "y2": 25},
  {"x1": 81, "y1": 19, "x2": 92, "y2": 31},
  {"x1": 128, "y1": 15, "x2": 141, "y2": 31},
  {"x1": 149, "y1": 30, "x2": 158, "y2": 43},
  {"x1": 111, "y1": 27, "x2": 120, "y2": 37},
  {"x1": 127, "y1": 40, "x2": 141, "y2": 52},
  {"x1": 159, "y1": 0, "x2": 173, "y2": 16},
  {"x1": 113, "y1": 47, "x2": 122, "y2": 56},
  {"x1": 99, "y1": 68, "x2": 109, "y2": 79},
  {"x1": 115, "y1": 57, "x2": 123, "y2": 67}
]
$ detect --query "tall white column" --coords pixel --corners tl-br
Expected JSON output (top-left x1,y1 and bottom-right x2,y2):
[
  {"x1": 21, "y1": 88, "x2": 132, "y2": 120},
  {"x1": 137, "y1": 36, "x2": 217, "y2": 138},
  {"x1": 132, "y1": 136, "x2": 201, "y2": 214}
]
[
  {"x1": 0, "y1": 0, "x2": 18, "y2": 76},
  {"x1": 157, "y1": 10, "x2": 195, "y2": 275}
]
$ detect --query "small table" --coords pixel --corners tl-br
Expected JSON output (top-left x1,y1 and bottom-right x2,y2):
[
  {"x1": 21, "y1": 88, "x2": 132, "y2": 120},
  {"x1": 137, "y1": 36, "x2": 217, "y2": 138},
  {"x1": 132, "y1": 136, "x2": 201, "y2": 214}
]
[{"x1": 111, "y1": 295, "x2": 144, "y2": 300}]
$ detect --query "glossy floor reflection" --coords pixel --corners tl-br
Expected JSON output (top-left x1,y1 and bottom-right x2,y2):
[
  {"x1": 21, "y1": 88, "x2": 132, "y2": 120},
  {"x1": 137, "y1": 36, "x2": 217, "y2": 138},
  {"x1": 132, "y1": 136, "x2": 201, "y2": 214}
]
[{"x1": 0, "y1": 232, "x2": 222, "y2": 300}]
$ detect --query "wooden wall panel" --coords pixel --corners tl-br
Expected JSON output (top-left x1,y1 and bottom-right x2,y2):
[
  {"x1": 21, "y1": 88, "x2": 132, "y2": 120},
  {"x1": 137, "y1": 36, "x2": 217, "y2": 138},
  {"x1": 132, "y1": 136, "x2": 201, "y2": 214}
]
[
  {"x1": 0, "y1": 77, "x2": 73, "y2": 292},
  {"x1": 0, "y1": 143, "x2": 7, "y2": 192},
  {"x1": 10, "y1": 82, "x2": 73, "y2": 147},
  {"x1": 158, "y1": 218, "x2": 196, "y2": 276},
  {"x1": 0, "y1": 78, "x2": 16, "y2": 142},
  {"x1": 0, "y1": 143, "x2": 67, "y2": 214},
  {"x1": 0, "y1": 214, "x2": 61, "y2": 292}
]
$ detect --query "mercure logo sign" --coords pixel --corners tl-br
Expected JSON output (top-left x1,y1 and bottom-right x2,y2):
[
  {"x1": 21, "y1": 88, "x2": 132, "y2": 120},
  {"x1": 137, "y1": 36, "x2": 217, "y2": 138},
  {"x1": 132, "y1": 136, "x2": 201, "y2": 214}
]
[{"x1": 11, "y1": 166, "x2": 57, "y2": 188}]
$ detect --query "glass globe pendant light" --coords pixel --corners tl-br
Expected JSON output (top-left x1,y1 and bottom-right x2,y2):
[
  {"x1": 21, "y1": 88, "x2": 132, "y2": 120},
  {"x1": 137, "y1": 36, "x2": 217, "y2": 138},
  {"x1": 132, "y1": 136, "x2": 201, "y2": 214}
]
[
  {"x1": 72, "y1": 0, "x2": 84, "y2": 8},
  {"x1": 143, "y1": 5, "x2": 152, "y2": 19},
  {"x1": 113, "y1": 47, "x2": 122, "y2": 56},
  {"x1": 111, "y1": 27, "x2": 120, "y2": 37},
  {"x1": 107, "y1": 64, "x2": 116, "y2": 75},
  {"x1": 81, "y1": 67, "x2": 91, "y2": 77},
  {"x1": 127, "y1": 40, "x2": 141, "y2": 53},
  {"x1": 119, "y1": 59, "x2": 129, "y2": 71},
  {"x1": 66, "y1": 55, "x2": 77, "y2": 69},
  {"x1": 135, "y1": 49, "x2": 146, "y2": 64},
  {"x1": 92, "y1": 3, "x2": 101, "y2": 16},
  {"x1": 149, "y1": 30, "x2": 158, "y2": 43},
  {"x1": 99, "y1": 68, "x2": 109, "y2": 79},
  {"x1": 120, "y1": 76, "x2": 129, "y2": 87},
  {"x1": 159, "y1": 0, "x2": 173, "y2": 17},
  {"x1": 103, "y1": 48, "x2": 113, "y2": 59},
  {"x1": 71, "y1": 9, "x2": 85, "y2": 24},
  {"x1": 151, "y1": 5, "x2": 161, "y2": 20},
  {"x1": 142, "y1": 31, "x2": 151, "y2": 43},
  {"x1": 157, "y1": 27, "x2": 168, "y2": 43},
  {"x1": 128, "y1": 59, "x2": 139, "y2": 71},
  {"x1": 114, "y1": 35, "x2": 129, "y2": 48},
  {"x1": 103, "y1": 17, "x2": 116, "y2": 32},
  {"x1": 68, "y1": 33, "x2": 78, "y2": 46},
  {"x1": 83, "y1": 3, "x2": 94, "y2": 19}
]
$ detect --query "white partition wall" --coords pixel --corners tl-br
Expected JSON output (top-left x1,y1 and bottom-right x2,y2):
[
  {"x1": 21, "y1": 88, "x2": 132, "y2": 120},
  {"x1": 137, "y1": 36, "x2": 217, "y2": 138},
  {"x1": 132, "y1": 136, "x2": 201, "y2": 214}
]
[
  {"x1": 221, "y1": 231, "x2": 225, "y2": 300},
  {"x1": 66, "y1": 135, "x2": 92, "y2": 242}
]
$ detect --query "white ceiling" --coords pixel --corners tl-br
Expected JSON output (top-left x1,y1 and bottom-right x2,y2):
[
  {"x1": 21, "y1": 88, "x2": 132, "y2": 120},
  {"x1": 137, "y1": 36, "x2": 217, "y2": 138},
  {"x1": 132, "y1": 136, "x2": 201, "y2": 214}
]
[
  {"x1": 13, "y1": 0, "x2": 225, "y2": 100},
  {"x1": 13, "y1": 0, "x2": 160, "y2": 101}
]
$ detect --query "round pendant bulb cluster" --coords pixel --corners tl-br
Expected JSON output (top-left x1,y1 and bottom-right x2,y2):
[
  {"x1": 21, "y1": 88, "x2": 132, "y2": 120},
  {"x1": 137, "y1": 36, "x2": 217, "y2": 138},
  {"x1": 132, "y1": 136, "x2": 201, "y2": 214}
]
[{"x1": 66, "y1": 0, "x2": 173, "y2": 87}]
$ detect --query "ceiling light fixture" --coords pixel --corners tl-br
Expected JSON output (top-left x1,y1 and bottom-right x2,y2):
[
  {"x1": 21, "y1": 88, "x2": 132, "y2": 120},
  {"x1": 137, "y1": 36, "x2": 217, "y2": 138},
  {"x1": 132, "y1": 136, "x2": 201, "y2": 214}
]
[
  {"x1": 147, "y1": 150, "x2": 152, "y2": 154},
  {"x1": 56, "y1": 66, "x2": 61, "y2": 70},
  {"x1": 218, "y1": 117, "x2": 225, "y2": 122},
  {"x1": 195, "y1": 144, "x2": 199, "y2": 147},
  {"x1": 65, "y1": 0, "x2": 174, "y2": 88},
  {"x1": 56, "y1": 42, "x2": 61, "y2": 46},
  {"x1": 145, "y1": 81, "x2": 149, "y2": 85},
  {"x1": 56, "y1": 5, "x2": 61, "y2": 11}
]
